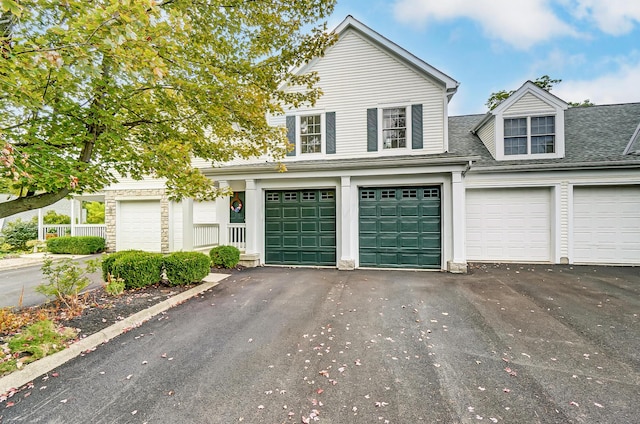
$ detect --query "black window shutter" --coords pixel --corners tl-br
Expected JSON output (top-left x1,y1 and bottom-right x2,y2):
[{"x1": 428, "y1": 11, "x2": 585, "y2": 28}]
[
  {"x1": 326, "y1": 112, "x2": 336, "y2": 154},
  {"x1": 411, "y1": 104, "x2": 423, "y2": 149},
  {"x1": 367, "y1": 108, "x2": 378, "y2": 152},
  {"x1": 286, "y1": 115, "x2": 296, "y2": 156}
]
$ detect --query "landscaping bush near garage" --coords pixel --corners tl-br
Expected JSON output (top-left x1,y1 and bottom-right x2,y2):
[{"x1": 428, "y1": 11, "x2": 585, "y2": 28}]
[
  {"x1": 109, "y1": 251, "x2": 164, "y2": 289},
  {"x1": 210, "y1": 245, "x2": 240, "y2": 268},
  {"x1": 101, "y1": 250, "x2": 145, "y2": 280},
  {"x1": 103, "y1": 250, "x2": 213, "y2": 290},
  {"x1": 46, "y1": 236, "x2": 106, "y2": 255},
  {"x1": 163, "y1": 251, "x2": 211, "y2": 286}
]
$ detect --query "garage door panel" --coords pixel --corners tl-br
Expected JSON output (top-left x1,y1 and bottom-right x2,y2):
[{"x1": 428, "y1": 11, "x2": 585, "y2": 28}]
[
  {"x1": 265, "y1": 189, "x2": 336, "y2": 266},
  {"x1": 117, "y1": 200, "x2": 161, "y2": 252},
  {"x1": 359, "y1": 186, "x2": 441, "y2": 269},
  {"x1": 466, "y1": 188, "x2": 551, "y2": 262},
  {"x1": 573, "y1": 186, "x2": 640, "y2": 264}
]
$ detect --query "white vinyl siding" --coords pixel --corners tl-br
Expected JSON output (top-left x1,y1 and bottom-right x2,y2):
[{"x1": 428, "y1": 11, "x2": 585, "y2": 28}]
[
  {"x1": 477, "y1": 119, "x2": 496, "y2": 157},
  {"x1": 503, "y1": 92, "x2": 555, "y2": 116},
  {"x1": 573, "y1": 186, "x2": 640, "y2": 264},
  {"x1": 284, "y1": 30, "x2": 446, "y2": 157},
  {"x1": 466, "y1": 188, "x2": 551, "y2": 262}
]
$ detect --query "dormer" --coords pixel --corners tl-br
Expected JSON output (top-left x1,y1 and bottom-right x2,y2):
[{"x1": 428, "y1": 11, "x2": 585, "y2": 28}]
[
  {"x1": 623, "y1": 123, "x2": 640, "y2": 155},
  {"x1": 473, "y1": 81, "x2": 569, "y2": 160}
]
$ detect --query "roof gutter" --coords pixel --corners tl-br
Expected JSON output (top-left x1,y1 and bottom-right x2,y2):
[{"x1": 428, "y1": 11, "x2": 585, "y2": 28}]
[
  {"x1": 468, "y1": 160, "x2": 640, "y2": 173},
  {"x1": 202, "y1": 155, "x2": 480, "y2": 176}
]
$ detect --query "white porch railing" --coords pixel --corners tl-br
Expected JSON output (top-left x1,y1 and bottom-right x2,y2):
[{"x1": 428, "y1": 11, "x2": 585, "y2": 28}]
[
  {"x1": 194, "y1": 223, "x2": 219, "y2": 248},
  {"x1": 41, "y1": 224, "x2": 106, "y2": 239},
  {"x1": 42, "y1": 224, "x2": 71, "y2": 238},
  {"x1": 228, "y1": 223, "x2": 246, "y2": 251},
  {"x1": 74, "y1": 224, "x2": 107, "y2": 238}
]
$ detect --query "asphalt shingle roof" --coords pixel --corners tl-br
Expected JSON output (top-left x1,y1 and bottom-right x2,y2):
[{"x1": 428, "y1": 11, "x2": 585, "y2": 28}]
[{"x1": 449, "y1": 103, "x2": 640, "y2": 170}]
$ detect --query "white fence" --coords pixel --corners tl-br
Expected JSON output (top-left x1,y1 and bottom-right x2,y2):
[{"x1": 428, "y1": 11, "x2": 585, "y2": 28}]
[
  {"x1": 194, "y1": 223, "x2": 219, "y2": 248},
  {"x1": 41, "y1": 224, "x2": 106, "y2": 239},
  {"x1": 228, "y1": 223, "x2": 246, "y2": 251}
]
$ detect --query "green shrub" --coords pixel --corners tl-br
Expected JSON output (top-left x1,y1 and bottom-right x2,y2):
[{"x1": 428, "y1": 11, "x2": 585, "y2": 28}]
[
  {"x1": 46, "y1": 236, "x2": 105, "y2": 254},
  {"x1": 1, "y1": 218, "x2": 38, "y2": 251},
  {"x1": 35, "y1": 257, "x2": 98, "y2": 308},
  {"x1": 104, "y1": 277, "x2": 125, "y2": 296},
  {"x1": 163, "y1": 251, "x2": 211, "y2": 286},
  {"x1": 43, "y1": 210, "x2": 71, "y2": 224},
  {"x1": 209, "y1": 245, "x2": 240, "y2": 269},
  {"x1": 111, "y1": 251, "x2": 163, "y2": 289},
  {"x1": 101, "y1": 250, "x2": 144, "y2": 280}
]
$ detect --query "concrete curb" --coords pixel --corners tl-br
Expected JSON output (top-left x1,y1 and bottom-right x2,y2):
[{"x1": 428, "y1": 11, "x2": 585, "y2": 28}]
[{"x1": 0, "y1": 273, "x2": 230, "y2": 394}]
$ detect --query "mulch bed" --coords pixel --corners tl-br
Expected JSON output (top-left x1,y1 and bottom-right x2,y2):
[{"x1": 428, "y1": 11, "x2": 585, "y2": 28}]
[
  {"x1": 1, "y1": 266, "x2": 244, "y2": 340},
  {"x1": 62, "y1": 266, "x2": 244, "y2": 337}
]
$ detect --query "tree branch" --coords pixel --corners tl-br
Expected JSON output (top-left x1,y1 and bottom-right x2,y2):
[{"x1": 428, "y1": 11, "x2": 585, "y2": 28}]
[{"x1": 0, "y1": 188, "x2": 71, "y2": 218}]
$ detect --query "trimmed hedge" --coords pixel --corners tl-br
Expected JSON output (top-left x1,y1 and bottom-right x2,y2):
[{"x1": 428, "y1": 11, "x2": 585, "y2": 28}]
[
  {"x1": 209, "y1": 245, "x2": 240, "y2": 269},
  {"x1": 163, "y1": 251, "x2": 211, "y2": 286},
  {"x1": 110, "y1": 251, "x2": 164, "y2": 289},
  {"x1": 102, "y1": 250, "x2": 144, "y2": 280},
  {"x1": 46, "y1": 236, "x2": 105, "y2": 255}
]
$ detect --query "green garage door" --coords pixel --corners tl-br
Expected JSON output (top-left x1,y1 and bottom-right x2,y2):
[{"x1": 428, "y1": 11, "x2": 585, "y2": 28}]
[
  {"x1": 359, "y1": 186, "x2": 441, "y2": 269},
  {"x1": 265, "y1": 189, "x2": 336, "y2": 266}
]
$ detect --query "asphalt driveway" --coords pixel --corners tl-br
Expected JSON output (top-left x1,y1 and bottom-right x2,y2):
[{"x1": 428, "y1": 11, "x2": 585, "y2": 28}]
[{"x1": 2, "y1": 264, "x2": 639, "y2": 423}]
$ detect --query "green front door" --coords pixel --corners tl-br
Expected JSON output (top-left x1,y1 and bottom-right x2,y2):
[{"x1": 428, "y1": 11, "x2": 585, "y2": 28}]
[
  {"x1": 265, "y1": 189, "x2": 336, "y2": 265},
  {"x1": 359, "y1": 186, "x2": 441, "y2": 269}
]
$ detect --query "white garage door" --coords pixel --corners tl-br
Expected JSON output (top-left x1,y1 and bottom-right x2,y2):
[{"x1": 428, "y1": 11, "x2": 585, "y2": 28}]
[
  {"x1": 573, "y1": 186, "x2": 640, "y2": 264},
  {"x1": 466, "y1": 188, "x2": 551, "y2": 262},
  {"x1": 117, "y1": 200, "x2": 162, "y2": 252}
]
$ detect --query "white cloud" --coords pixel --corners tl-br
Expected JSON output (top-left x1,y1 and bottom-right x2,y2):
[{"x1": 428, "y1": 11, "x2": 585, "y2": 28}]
[
  {"x1": 553, "y1": 59, "x2": 640, "y2": 105},
  {"x1": 572, "y1": 0, "x2": 640, "y2": 35},
  {"x1": 393, "y1": 0, "x2": 578, "y2": 49}
]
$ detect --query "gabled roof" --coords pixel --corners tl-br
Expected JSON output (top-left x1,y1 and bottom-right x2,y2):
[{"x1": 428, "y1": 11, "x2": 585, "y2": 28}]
[
  {"x1": 452, "y1": 102, "x2": 640, "y2": 171},
  {"x1": 293, "y1": 15, "x2": 459, "y2": 98},
  {"x1": 471, "y1": 80, "x2": 569, "y2": 134},
  {"x1": 493, "y1": 80, "x2": 568, "y2": 114}
]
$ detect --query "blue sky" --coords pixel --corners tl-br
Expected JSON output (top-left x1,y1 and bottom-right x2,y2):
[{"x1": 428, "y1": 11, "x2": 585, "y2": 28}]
[{"x1": 324, "y1": 0, "x2": 640, "y2": 116}]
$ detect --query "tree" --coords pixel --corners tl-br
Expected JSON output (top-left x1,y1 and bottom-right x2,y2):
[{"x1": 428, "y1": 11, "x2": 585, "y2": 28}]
[
  {"x1": 0, "y1": 0, "x2": 337, "y2": 218},
  {"x1": 83, "y1": 201, "x2": 105, "y2": 224},
  {"x1": 485, "y1": 75, "x2": 594, "y2": 110},
  {"x1": 43, "y1": 210, "x2": 71, "y2": 224},
  {"x1": 486, "y1": 75, "x2": 561, "y2": 110}
]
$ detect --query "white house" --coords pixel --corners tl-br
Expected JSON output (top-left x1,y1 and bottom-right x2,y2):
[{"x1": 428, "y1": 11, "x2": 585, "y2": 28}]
[{"x1": 103, "y1": 16, "x2": 640, "y2": 272}]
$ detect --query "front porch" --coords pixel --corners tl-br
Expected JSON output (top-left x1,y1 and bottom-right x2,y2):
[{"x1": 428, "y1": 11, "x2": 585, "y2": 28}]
[{"x1": 37, "y1": 193, "x2": 107, "y2": 242}]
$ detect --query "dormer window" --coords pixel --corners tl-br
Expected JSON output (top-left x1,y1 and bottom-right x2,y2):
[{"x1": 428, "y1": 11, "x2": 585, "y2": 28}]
[{"x1": 503, "y1": 115, "x2": 556, "y2": 156}]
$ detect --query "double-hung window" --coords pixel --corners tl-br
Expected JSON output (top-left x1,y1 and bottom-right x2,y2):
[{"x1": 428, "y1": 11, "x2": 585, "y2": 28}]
[
  {"x1": 504, "y1": 115, "x2": 555, "y2": 156},
  {"x1": 382, "y1": 108, "x2": 407, "y2": 149},
  {"x1": 300, "y1": 114, "x2": 322, "y2": 154}
]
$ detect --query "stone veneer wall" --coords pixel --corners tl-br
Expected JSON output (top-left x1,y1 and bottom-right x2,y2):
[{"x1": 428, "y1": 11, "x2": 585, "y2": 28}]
[{"x1": 104, "y1": 189, "x2": 170, "y2": 253}]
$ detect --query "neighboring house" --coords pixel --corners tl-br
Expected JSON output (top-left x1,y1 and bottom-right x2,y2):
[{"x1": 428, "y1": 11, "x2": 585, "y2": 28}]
[{"x1": 103, "y1": 16, "x2": 640, "y2": 271}]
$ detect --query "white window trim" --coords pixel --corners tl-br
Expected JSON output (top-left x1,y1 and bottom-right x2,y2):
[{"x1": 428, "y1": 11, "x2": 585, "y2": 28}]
[
  {"x1": 296, "y1": 112, "x2": 326, "y2": 156},
  {"x1": 377, "y1": 105, "x2": 412, "y2": 153},
  {"x1": 495, "y1": 111, "x2": 565, "y2": 160}
]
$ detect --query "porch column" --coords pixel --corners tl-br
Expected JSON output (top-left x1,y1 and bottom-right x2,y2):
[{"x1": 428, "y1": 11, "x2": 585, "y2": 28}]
[
  {"x1": 338, "y1": 176, "x2": 355, "y2": 270},
  {"x1": 70, "y1": 200, "x2": 76, "y2": 236},
  {"x1": 448, "y1": 171, "x2": 467, "y2": 273},
  {"x1": 182, "y1": 198, "x2": 194, "y2": 251},
  {"x1": 38, "y1": 208, "x2": 44, "y2": 241},
  {"x1": 216, "y1": 180, "x2": 229, "y2": 246},
  {"x1": 245, "y1": 179, "x2": 257, "y2": 254}
]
